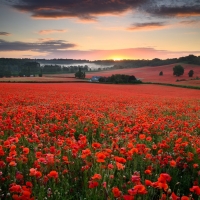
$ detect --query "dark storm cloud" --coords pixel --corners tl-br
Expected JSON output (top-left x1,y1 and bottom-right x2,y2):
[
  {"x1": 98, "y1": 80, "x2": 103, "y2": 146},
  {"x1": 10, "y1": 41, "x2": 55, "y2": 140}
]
[
  {"x1": 127, "y1": 22, "x2": 166, "y2": 31},
  {"x1": 0, "y1": 39, "x2": 76, "y2": 52},
  {"x1": 3, "y1": 0, "x2": 200, "y2": 22},
  {"x1": 0, "y1": 32, "x2": 11, "y2": 36}
]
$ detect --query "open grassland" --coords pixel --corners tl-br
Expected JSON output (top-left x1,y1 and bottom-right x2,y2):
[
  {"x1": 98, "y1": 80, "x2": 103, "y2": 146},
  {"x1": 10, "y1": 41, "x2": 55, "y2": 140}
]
[{"x1": 0, "y1": 83, "x2": 200, "y2": 199}]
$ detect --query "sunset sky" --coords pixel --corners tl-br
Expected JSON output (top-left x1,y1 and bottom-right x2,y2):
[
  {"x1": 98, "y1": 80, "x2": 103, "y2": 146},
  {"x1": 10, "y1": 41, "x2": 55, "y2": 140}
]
[{"x1": 0, "y1": 0, "x2": 200, "y2": 60}]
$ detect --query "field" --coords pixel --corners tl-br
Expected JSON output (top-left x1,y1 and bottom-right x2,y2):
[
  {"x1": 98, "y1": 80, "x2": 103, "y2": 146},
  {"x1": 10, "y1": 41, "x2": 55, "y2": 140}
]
[
  {"x1": 87, "y1": 64, "x2": 200, "y2": 87},
  {"x1": 0, "y1": 76, "x2": 87, "y2": 83},
  {"x1": 1, "y1": 64, "x2": 200, "y2": 88},
  {"x1": 0, "y1": 83, "x2": 200, "y2": 200}
]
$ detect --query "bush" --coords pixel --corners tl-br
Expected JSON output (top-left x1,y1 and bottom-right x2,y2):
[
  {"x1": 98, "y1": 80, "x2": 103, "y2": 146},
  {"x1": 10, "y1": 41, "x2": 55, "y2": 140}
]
[
  {"x1": 159, "y1": 71, "x2": 163, "y2": 76},
  {"x1": 99, "y1": 74, "x2": 140, "y2": 84},
  {"x1": 98, "y1": 77, "x2": 107, "y2": 82}
]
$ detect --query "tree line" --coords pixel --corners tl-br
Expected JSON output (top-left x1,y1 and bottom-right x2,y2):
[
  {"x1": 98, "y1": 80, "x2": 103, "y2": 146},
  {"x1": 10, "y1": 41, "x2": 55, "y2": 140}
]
[
  {"x1": 0, "y1": 54, "x2": 199, "y2": 77},
  {"x1": 0, "y1": 58, "x2": 89, "y2": 77},
  {"x1": 107, "y1": 54, "x2": 200, "y2": 69}
]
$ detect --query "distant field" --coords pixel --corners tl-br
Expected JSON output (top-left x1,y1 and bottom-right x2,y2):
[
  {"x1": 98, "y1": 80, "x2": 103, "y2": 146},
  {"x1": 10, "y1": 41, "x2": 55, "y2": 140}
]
[
  {"x1": 0, "y1": 76, "x2": 87, "y2": 83},
  {"x1": 0, "y1": 63, "x2": 200, "y2": 87},
  {"x1": 86, "y1": 63, "x2": 200, "y2": 87}
]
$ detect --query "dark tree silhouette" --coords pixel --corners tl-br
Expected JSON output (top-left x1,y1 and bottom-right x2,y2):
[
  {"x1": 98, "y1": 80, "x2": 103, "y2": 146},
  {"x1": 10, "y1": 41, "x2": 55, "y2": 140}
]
[
  {"x1": 173, "y1": 65, "x2": 184, "y2": 76},
  {"x1": 188, "y1": 70, "x2": 194, "y2": 77},
  {"x1": 75, "y1": 67, "x2": 85, "y2": 79}
]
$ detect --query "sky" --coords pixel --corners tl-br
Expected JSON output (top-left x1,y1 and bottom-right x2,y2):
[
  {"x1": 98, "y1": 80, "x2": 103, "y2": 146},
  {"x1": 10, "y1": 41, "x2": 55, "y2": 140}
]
[{"x1": 0, "y1": 0, "x2": 200, "y2": 61}]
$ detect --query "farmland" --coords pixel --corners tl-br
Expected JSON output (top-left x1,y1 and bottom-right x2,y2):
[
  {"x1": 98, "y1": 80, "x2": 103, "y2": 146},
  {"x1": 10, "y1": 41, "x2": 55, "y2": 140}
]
[
  {"x1": 0, "y1": 64, "x2": 200, "y2": 88},
  {"x1": 0, "y1": 83, "x2": 200, "y2": 199},
  {"x1": 86, "y1": 64, "x2": 200, "y2": 87}
]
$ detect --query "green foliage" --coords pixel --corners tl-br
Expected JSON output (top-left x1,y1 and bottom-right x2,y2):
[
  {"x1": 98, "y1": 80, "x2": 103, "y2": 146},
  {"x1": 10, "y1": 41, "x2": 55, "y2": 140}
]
[
  {"x1": 0, "y1": 66, "x2": 4, "y2": 78},
  {"x1": 188, "y1": 70, "x2": 194, "y2": 77},
  {"x1": 43, "y1": 65, "x2": 61, "y2": 73},
  {"x1": 4, "y1": 70, "x2": 12, "y2": 77},
  {"x1": 38, "y1": 68, "x2": 43, "y2": 77},
  {"x1": 173, "y1": 65, "x2": 184, "y2": 76},
  {"x1": 18, "y1": 62, "x2": 40, "y2": 77},
  {"x1": 75, "y1": 68, "x2": 85, "y2": 79}
]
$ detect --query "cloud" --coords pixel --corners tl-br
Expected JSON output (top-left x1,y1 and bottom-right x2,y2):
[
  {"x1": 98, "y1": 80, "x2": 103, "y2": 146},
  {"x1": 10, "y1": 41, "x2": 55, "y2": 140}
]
[
  {"x1": 179, "y1": 20, "x2": 199, "y2": 24},
  {"x1": 139, "y1": 0, "x2": 200, "y2": 18},
  {"x1": 9, "y1": 0, "x2": 147, "y2": 20},
  {"x1": 0, "y1": 41, "x2": 199, "y2": 59},
  {"x1": 6, "y1": 0, "x2": 200, "y2": 21},
  {"x1": 127, "y1": 22, "x2": 166, "y2": 31},
  {"x1": 38, "y1": 29, "x2": 67, "y2": 34},
  {"x1": 0, "y1": 39, "x2": 76, "y2": 52},
  {"x1": 145, "y1": 5, "x2": 200, "y2": 17},
  {"x1": 0, "y1": 32, "x2": 11, "y2": 36}
]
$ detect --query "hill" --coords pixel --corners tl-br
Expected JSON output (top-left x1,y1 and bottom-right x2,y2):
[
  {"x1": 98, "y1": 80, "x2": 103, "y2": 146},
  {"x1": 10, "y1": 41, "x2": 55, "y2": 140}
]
[{"x1": 86, "y1": 63, "x2": 200, "y2": 87}]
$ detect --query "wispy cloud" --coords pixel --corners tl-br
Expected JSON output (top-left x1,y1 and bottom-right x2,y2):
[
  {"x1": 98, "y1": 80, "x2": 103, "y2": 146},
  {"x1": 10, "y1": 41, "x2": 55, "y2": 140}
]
[
  {"x1": 0, "y1": 39, "x2": 76, "y2": 52},
  {"x1": 127, "y1": 22, "x2": 166, "y2": 31},
  {"x1": 38, "y1": 29, "x2": 67, "y2": 34},
  {"x1": 179, "y1": 20, "x2": 199, "y2": 24},
  {"x1": 0, "y1": 32, "x2": 11, "y2": 36}
]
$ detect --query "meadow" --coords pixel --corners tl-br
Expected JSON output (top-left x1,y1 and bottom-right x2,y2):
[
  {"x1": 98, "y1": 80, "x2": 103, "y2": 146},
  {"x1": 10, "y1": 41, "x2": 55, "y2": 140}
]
[{"x1": 0, "y1": 83, "x2": 200, "y2": 200}]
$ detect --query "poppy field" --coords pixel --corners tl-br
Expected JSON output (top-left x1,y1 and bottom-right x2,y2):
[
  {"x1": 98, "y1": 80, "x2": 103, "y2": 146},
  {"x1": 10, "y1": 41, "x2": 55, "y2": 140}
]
[{"x1": 0, "y1": 83, "x2": 200, "y2": 200}]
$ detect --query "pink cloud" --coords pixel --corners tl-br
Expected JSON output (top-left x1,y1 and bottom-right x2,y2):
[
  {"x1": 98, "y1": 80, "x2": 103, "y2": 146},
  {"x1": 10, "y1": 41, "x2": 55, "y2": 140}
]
[
  {"x1": 38, "y1": 29, "x2": 67, "y2": 34},
  {"x1": 127, "y1": 22, "x2": 167, "y2": 31}
]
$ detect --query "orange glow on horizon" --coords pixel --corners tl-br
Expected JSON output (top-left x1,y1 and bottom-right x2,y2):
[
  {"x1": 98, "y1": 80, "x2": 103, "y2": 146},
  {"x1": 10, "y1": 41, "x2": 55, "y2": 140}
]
[
  {"x1": 108, "y1": 55, "x2": 130, "y2": 61},
  {"x1": 113, "y1": 58, "x2": 123, "y2": 61}
]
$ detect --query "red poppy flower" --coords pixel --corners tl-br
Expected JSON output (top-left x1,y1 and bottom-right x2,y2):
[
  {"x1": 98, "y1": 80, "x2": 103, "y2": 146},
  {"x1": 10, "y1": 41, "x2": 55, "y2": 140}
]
[
  {"x1": 47, "y1": 170, "x2": 58, "y2": 179},
  {"x1": 89, "y1": 181, "x2": 99, "y2": 188},
  {"x1": 112, "y1": 187, "x2": 121, "y2": 198}
]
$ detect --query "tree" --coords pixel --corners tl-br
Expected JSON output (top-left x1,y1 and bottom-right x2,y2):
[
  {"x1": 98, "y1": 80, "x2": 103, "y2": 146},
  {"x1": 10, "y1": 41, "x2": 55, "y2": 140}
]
[
  {"x1": 0, "y1": 66, "x2": 4, "y2": 78},
  {"x1": 39, "y1": 67, "x2": 43, "y2": 77},
  {"x1": 173, "y1": 65, "x2": 184, "y2": 76},
  {"x1": 188, "y1": 70, "x2": 194, "y2": 77},
  {"x1": 75, "y1": 67, "x2": 85, "y2": 79},
  {"x1": 4, "y1": 70, "x2": 12, "y2": 77},
  {"x1": 159, "y1": 71, "x2": 163, "y2": 76}
]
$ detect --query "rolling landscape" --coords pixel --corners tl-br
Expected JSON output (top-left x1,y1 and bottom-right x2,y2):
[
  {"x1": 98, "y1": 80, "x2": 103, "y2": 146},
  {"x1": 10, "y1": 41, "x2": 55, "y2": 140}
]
[
  {"x1": 0, "y1": 0, "x2": 200, "y2": 199},
  {"x1": 1, "y1": 62, "x2": 200, "y2": 88}
]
